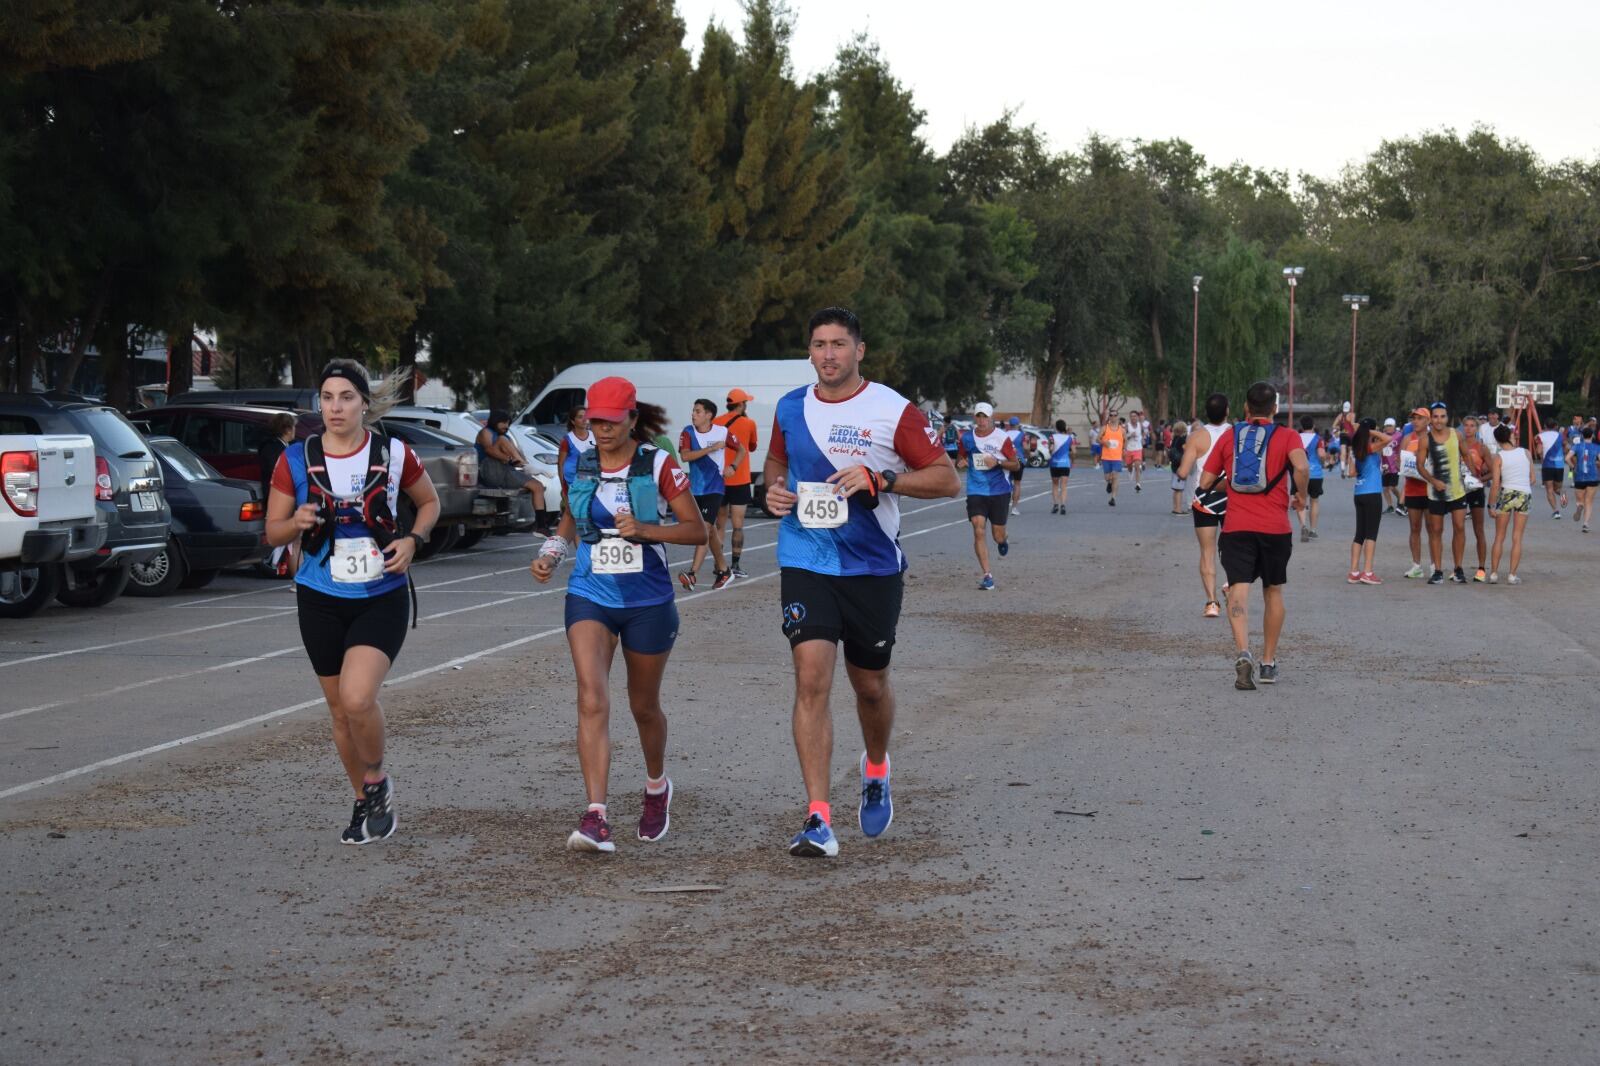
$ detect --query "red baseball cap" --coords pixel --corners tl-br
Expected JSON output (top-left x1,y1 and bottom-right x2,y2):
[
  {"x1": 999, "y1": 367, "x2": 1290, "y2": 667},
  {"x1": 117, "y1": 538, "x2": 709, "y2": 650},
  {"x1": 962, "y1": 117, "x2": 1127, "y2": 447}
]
[{"x1": 586, "y1": 377, "x2": 637, "y2": 423}]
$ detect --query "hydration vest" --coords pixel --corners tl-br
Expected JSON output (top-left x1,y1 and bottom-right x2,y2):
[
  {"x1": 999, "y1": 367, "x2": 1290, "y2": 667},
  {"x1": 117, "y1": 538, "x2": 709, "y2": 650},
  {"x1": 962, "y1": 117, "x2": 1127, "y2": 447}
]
[
  {"x1": 1229, "y1": 422, "x2": 1286, "y2": 495},
  {"x1": 299, "y1": 432, "x2": 417, "y2": 626},
  {"x1": 568, "y1": 444, "x2": 662, "y2": 544}
]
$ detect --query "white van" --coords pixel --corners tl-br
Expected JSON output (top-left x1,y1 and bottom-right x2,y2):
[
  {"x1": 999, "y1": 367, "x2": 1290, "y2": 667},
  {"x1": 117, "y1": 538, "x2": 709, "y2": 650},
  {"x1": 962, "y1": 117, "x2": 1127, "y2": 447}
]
[{"x1": 515, "y1": 359, "x2": 818, "y2": 496}]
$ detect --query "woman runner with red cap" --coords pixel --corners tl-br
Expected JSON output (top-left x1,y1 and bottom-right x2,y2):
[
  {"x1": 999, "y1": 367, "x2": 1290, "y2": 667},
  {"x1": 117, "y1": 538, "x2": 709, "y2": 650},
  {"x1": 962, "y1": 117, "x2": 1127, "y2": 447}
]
[{"x1": 531, "y1": 376, "x2": 707, "y2": 852}]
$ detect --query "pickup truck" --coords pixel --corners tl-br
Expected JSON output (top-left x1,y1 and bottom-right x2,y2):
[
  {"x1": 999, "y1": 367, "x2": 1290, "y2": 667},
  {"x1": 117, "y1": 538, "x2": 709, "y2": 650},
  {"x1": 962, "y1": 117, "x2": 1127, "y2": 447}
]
[{"x1": 0, "y1": 433, "x2": 108, "y2": 617}]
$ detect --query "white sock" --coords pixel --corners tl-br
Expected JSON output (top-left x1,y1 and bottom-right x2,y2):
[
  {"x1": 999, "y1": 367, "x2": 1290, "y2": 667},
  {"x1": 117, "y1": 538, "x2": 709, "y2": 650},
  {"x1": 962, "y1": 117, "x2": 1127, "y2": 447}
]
[
  {"x1": 645, "y1": 775, "x2": 668, "y2": 795},
  {"x1": 587, "y1": 802, "x2": 607, "y2": 817}
]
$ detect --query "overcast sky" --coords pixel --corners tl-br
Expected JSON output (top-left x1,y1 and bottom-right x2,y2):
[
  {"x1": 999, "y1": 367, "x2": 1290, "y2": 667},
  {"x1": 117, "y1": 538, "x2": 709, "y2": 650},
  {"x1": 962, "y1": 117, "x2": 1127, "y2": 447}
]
[{"x1": 675, "y1": 0, "x2": 1600, "y2": 180}]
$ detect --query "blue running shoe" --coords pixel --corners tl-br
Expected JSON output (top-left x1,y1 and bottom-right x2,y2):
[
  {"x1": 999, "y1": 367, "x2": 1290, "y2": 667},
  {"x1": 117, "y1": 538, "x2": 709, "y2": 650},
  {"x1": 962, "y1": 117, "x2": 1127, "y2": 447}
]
[
  {"x1": 858, "y1": 752, "x2": 893, "y2": 838},
  {"x1": 997, "y1": 539, "x2": 1009, "y2": 557},
  {"x1": 979, "y1": 573, "x2": 995, "y2": 591},
  {"x1": 787, "y1": 814, "x2": 838, "y2": 857}
]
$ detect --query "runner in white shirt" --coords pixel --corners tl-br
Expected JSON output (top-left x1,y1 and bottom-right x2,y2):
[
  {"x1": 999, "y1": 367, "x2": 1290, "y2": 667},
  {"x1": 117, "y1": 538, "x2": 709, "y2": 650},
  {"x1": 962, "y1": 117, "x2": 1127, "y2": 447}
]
[
  {"x1": 1125, "y1": 412, "x2": 1146, "y2": 493},
  {"x1": 1174, "y1": 392, "x2": 1231, "y2": 618}
]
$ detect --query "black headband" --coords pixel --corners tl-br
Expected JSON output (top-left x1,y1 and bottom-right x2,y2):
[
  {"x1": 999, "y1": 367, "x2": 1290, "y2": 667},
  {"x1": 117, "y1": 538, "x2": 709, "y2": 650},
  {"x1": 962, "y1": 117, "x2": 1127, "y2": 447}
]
[{"x1": 320, "y1": 365, "x2": 370, "y2": 400}]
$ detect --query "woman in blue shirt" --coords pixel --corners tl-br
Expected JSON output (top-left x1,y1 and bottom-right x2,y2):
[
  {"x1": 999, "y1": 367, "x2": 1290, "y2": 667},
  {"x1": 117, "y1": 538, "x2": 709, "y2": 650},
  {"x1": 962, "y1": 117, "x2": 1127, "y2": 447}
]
[
  {"x1": 1347, "y1": 419, "x2": 1392, "y2": 584},
  {"x1": 530, "y1": 376, "x2": 707, "y2": 854},
  {"x1": 1572, "y1": 425, "x2": 1600, "y2": 532}
]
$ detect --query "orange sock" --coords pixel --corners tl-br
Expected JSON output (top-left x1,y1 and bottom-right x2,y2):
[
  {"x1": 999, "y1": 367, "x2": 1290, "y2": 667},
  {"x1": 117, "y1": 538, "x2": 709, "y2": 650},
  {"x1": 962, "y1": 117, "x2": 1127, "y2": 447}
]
[
  {"x1": 865, "y1": 758, "x2": 888, "y2": 779},
  {"x1": 808, "y1": 801, "x2": 831, "y2": 824}
]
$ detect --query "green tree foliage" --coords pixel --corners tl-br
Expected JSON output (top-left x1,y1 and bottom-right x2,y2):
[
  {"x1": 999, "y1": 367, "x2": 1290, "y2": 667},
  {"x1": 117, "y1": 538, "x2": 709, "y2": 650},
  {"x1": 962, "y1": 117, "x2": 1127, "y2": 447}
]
[{"x1": 5, "y1": 7, "x2": 1599, "y2": 422}]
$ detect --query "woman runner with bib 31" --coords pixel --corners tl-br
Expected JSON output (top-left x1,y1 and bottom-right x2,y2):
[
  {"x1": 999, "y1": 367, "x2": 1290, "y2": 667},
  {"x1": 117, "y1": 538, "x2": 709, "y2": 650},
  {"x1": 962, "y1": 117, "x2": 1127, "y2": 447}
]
[
  {"x1": 531, "y1": 377, "x2": 706, "y2": 853},
  {"x1": 265, "y1": 360, "x2": 439, "y2": 844}
]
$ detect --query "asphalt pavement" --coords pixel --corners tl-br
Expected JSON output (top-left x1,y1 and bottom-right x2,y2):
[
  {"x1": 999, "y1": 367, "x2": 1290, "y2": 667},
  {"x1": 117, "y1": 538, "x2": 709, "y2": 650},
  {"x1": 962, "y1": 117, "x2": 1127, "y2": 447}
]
[{"x1": 2, "y1": 472, "x2": 1597, "y2": 1064}]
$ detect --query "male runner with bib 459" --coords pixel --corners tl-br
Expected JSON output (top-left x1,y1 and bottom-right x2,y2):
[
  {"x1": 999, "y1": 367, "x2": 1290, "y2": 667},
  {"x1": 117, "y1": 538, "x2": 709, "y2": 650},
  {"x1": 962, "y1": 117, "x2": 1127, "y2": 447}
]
[{"x1": 763, "y1": 307, "x2": 959, "y2": 858}]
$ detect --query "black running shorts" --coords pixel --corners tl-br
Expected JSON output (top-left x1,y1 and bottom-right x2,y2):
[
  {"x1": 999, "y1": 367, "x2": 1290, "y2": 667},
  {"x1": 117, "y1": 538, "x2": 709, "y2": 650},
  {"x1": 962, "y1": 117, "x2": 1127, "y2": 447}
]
[
  {"x1": 296, "y1": 584, "x2": 409, "y2": 677},
  {"x1": 1541, "y1": 468, "x2": 1564, "y2": 484},
  {"x1": 1428, "y1": 495, "x2": 1467, "y2": 515},
  {"x1": 1218, "y1": 531, "x2": 1292, "y2": 587},
  {"x1": 693, "y1": 492, "x2": 724, "y2": 525},
  {"x1": 723, "y1": 483, "x2": 753, "y2": 507},
  {"x1": 1307, "y1": 478, "x2": 1324, "y2": 499},
  {"x1": 1381, "y1": 472, "x2": 1399, "y2": 487},
  {"x1": 1192, "y1": 509, "x2": 1221, "y2": 529},
  {"x1": 966, "y1": 494, "x2": 1010, "y2": 526},
  {"x1": 1049, "y1": 466, "x2": 1071, "y2": 480},
  {"x1": 779, "y1": 568, "x2": 902, "y2": 670},
  {"x1": 1463, "y1": 487, "x2": 1487, "y2": 510}
]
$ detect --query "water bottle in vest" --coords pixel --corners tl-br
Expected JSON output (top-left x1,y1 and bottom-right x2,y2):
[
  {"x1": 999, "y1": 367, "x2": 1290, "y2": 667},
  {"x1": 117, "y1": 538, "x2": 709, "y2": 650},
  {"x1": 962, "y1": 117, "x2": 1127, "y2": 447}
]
[{"x1": 1230, "y1": 422, "x2": 1278, "y2": 494}]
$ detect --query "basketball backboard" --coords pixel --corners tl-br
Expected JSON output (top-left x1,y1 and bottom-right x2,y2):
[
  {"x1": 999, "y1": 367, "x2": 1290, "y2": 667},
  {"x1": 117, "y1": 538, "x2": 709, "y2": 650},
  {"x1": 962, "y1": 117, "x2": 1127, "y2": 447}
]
[{"x1": 1517, "y1": 381, "x2": 1555, "y2": 404}]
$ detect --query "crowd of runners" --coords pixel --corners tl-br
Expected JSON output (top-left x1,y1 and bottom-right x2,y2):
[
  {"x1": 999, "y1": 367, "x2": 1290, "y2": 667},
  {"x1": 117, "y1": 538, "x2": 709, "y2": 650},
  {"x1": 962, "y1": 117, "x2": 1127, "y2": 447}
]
[{"x1": 264, "y1": 310, "x2": 1596, "y2": 856}]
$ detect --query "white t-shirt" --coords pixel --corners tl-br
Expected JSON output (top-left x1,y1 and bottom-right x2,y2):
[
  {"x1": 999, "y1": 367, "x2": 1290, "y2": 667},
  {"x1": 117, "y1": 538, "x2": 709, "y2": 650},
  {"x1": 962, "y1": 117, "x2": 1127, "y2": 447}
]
[
  {"x1": 1477, "y1": 422, "x2": 1500, "y2": 450},
  {"x1": 324, "y1": 436, "x2": 418, "y2": 500},
  {"x1": 1496, "y1": 447, "x2": 1533, "y2": 493},
  {"x1": 1126, "y1": 423, "x2": 1145, "y2": 451}
]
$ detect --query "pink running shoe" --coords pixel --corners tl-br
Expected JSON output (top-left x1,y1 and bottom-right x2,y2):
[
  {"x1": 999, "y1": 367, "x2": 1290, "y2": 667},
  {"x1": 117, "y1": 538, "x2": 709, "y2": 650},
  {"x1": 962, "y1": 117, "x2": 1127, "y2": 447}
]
[
  {"x1": 638, "y1": 779, "x2": 673, "y2": 842},
  {"x1": 1347, "y1": 571, "x2": 1361, "y2": 583},
  {"x1": 1359, "y1": 572, "x2": 1383, "y2": 585}
]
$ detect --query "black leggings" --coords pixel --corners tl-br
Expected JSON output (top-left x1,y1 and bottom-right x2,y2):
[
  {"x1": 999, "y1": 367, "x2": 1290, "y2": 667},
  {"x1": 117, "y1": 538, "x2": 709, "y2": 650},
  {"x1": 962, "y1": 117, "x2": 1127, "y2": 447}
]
[{"x1": 1353, "y1": 493, "x2": 1383, "y2": 543}]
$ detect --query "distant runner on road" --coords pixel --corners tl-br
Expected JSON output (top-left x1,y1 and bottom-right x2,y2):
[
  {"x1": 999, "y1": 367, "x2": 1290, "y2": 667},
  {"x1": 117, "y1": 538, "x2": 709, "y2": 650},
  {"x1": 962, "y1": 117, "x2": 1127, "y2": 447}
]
[
  {"x1": 715, "y1": 388, "x2": 760, "y2": 578},
  {"x1": 677, "y1": 398, "x2": 743, "y2": 591},
  {"x1": 762, "y1": 306, "x2": 958, "y2": 859},
  {"x1": 956, "y1": 402, "x2": 1021, "y2": 590},
  {"x1": 1197, "y1": 382, "x2": 1309, "y2": 690},
  {"x1": 1175, "y1": 393, "x2": 1231, "y2": 618},
  {"x1": 1048, "y1": 420, "x2": 1075, "y2": 515}
]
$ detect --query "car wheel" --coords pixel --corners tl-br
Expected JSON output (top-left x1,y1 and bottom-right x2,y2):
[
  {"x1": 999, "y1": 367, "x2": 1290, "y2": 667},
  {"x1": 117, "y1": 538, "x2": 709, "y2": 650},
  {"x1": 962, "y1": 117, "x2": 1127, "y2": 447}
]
[
  {"x1": 180, "y1": 568, "x2": 219, "y2": 589},
  {"x1": 56, "y1": 561, "x2": 132, "y2": 607},
  {"x1": 414, "y1": 523, "x2": 459, "y2": 560},
  {"x1": 0, "y1": 563, "x2": 60, "y2": 618},
  {"x1": 126, "y1": 544, "x2": 189, "y2": 597},
  {"x1": 453, "y1": 528, "x2": 486, "y2": 551}
]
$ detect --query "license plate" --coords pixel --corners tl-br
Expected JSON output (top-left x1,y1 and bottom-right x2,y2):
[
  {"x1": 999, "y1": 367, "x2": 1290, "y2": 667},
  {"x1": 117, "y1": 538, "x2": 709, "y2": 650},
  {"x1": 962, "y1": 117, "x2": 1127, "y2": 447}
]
[{"x1": 131, "y1": 492, "x2": 160, "y2": 512}]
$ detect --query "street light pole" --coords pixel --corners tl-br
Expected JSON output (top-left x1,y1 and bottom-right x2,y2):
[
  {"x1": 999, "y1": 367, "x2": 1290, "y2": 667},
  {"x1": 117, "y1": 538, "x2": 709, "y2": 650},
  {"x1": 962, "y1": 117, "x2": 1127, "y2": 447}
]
[
  {"x1": 1283, "y1": 267, "x2": 1304, "y2": 423},
  {"x1": 1190, "y1": 275, "x2": 1202, "y2": 422},
  {"x1": 1342, "y1": 293, "x2": 1369, "y2": 415}
]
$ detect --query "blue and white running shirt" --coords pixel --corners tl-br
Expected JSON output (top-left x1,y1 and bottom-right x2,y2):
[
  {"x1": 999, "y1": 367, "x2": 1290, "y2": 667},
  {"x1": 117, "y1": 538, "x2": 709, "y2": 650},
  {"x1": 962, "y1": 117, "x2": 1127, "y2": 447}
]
[{"x1": 769, "y1": 381, "x2": 948, "y2": 577}]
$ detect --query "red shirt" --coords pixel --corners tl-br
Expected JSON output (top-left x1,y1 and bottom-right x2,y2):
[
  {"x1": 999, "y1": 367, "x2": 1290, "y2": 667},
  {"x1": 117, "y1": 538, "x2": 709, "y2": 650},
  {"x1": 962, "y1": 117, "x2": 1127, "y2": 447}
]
[{"x1": 1202, "y1": 420, "x2": 1304, "y2": 535}]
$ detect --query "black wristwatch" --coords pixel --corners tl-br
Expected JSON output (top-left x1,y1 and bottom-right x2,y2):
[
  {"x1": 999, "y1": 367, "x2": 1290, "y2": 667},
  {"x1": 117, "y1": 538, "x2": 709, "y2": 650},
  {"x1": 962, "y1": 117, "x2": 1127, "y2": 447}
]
[
  {"x1": 405, "y1": 531, "x2": 426, "y2": 549},
  {"x1": 879, "y1": 469, "x2": 898, "y2": 494}
]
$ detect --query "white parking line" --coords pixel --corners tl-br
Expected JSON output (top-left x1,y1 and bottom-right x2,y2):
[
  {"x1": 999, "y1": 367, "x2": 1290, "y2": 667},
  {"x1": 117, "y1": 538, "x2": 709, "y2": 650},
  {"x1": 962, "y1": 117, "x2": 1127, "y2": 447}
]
[
  {"x1": 0, "y1": 571, "x2": 780, "y2": 801},
  {"x1": 0, "y1": 493, "x2": 1009, "y2": 795},
  {"x1": 0, "y1": 647, "x2": 302, "y2": 724}
]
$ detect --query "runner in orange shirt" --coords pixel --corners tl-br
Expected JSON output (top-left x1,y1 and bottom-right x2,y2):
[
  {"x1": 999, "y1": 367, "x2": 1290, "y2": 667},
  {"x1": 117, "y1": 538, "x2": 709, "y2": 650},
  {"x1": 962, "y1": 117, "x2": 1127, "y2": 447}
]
[
  {"x1": 1099, "y1": 418, "x2": 1127, "y2": 505},
  {"x1": 715, "y1": 388, "x2": 759, "y2": 578}
]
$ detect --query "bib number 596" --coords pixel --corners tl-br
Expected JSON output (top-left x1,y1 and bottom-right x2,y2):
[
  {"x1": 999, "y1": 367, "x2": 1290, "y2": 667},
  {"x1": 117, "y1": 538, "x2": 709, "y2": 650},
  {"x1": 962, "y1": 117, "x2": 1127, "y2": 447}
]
[{"x1": 593, "y1": 537, "x2": 642, "y2": 574}]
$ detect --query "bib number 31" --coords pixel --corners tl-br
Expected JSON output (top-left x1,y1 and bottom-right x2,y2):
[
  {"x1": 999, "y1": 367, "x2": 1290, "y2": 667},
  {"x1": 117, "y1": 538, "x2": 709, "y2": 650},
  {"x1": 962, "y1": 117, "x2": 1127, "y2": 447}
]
[
  {"x1": 331, "y1": 537, "x2": 384, "y2": 584},
  {"x1": 796, "y1": 482, "x2": 847, "y2": 528},
  {"x1": 592, "y1": 536, "x2": 643, "y2": 574}
]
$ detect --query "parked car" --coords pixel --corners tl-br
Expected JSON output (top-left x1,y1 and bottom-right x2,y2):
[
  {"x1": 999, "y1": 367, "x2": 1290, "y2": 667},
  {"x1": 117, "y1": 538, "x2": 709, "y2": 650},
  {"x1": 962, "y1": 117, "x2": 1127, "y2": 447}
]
[
  {"x1": 126, "y1": 437, "x2": 267, "y2": 596},
  {"x1": 163, "y1": 386, "x2": 321, "y2": 411},
  {"x1": 0, "y1": 431, "x2": 107, "y2": 617},
  {"x1": 384, "y1": 407, "x2": 546, "y2": 544},
  {"x1": 130, "y1": 403, "x2": 510, "y2": 557},
  {"x1": 0, "y1": 394, "x2": 169, "y2": 606}
]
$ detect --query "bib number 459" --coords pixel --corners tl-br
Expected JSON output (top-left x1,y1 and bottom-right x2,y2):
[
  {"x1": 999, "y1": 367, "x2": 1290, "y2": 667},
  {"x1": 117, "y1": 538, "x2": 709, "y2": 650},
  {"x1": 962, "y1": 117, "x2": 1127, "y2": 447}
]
[{"x1": 796, "y1": 482, "x2": 847, "y2": 528}]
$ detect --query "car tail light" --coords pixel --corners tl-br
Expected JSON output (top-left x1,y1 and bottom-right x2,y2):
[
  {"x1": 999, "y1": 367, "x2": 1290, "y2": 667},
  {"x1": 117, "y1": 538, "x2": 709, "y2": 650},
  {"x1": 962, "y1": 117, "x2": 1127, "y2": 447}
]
[
  {"x1": 239, "y1": 500, "x2": 265, "y2": 521},
  {"x1": 94, "y1": 456, "x2": 115, "y2": 501},
  {"x1": 2, "y1": 450, "x2": 40, "y2": 516},
  {"x1": 456, "y1": 452, "x2": 478, "y2": 488}
]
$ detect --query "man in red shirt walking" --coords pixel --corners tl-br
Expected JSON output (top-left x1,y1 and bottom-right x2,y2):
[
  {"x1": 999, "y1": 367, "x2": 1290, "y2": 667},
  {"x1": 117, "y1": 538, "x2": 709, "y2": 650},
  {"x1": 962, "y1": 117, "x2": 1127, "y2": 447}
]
[{"x1": 1197, "y1": 382, "x2": 1310, "y2": 691}]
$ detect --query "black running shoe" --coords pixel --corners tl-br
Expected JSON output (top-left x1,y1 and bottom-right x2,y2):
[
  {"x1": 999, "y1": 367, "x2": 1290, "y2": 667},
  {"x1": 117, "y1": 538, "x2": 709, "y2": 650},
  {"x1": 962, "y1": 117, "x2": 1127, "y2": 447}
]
[
  {"x1": 1449, "y1": 568, "x2": 1467, "y2": 584},
  {"x1": 1234, "y1": 652, "x2": 1256, "y2": 691},
  {"x1": 360, "y1": 777, "x2": 396, "y2": 842},
  {"x1": 340, "y1": 797, "x2": 370, "y2": 845},
  {"x1": 1258, "y1": 662, "x2": 1279, "y2": 684},
  {"x1": 730, "y1": 564, "x2": 749, "y2": 579},
  {"x1": 1427, "y1": 570, "x2": 1445, "y2": 585}
]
